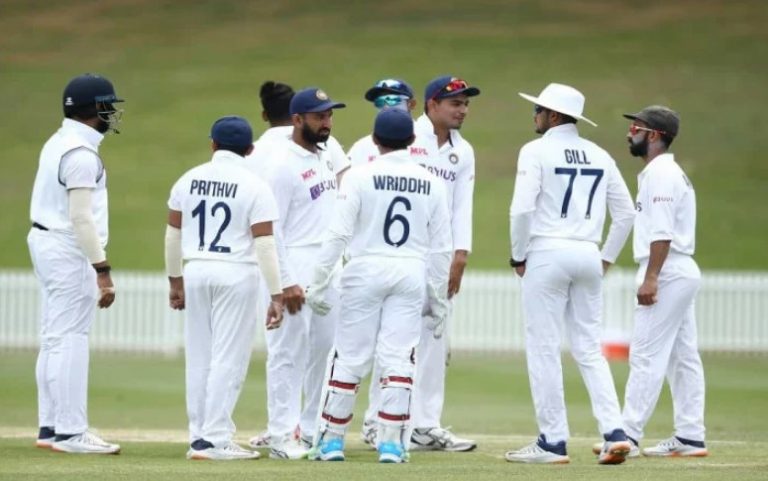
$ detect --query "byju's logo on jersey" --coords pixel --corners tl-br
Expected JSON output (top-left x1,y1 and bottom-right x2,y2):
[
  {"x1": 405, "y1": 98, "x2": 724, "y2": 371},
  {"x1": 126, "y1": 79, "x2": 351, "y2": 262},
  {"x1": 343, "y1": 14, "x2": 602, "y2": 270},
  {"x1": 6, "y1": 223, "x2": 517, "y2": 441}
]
[
  {"x1": 309, "y1": 179, "x2": 336, "y2": 200},
  {"x1": 420, "y1": 164, "x2": 457, "y2": 182}
]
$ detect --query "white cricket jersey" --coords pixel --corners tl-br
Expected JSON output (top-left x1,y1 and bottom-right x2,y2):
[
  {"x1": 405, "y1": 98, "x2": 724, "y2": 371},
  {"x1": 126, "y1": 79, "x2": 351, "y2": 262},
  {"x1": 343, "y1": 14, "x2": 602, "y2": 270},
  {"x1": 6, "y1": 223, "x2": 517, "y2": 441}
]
[
  {"x1": 262, "y1": 139, "x2": 339, "y2": 247},
  {"x1": 244, "y1": 126, "x2": 350, "y2": 177},
  {"x1": 29, "y1": 118, "x2": 109, "y2": 246},
  {"x1": 329, "y1": 150, "x2": 452, "y2": 259},
  {"x1": 414, "y1": 114, "x2": 475, "y2": 252},
  {"x1": 633, "y1": 153, "x2": 696, "y2": 262},
  {"x1": 509, "y1": 123, "x2": 635, "y2": 259},
  {"x1": 168, "y1": 150, "x2": 278, "y2": 263}
]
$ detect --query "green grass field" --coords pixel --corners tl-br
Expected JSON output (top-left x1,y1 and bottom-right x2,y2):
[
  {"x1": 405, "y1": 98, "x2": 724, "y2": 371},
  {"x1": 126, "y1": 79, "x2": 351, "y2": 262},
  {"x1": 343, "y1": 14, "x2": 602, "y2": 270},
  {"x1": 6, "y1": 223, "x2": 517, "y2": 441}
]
[
  {"x1": 1, "y1": 0, "x2": 767, "y2": 271},
  {"x1": 1, "y1": 352, "x2": 767, "y2": 480}
]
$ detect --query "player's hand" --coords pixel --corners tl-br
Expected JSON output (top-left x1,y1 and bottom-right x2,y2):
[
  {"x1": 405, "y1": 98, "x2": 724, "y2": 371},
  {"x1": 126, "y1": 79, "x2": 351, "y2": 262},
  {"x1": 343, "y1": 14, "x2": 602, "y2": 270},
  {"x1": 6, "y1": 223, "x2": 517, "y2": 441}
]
[
  {"x1": 168, "y1": 276, "x2": 185, "y2": 310},
  {"x1": 96, "y1": 271, "x2": 116, "y2": 308},
  {"x1": 448, "y1": 251, "x2": 468, "y2": 299},
  {"x1": 637, "y1": 278, "x2": 658, "y2": 306},
  {"x1": 283, "y1": 284, "x2": 305, "y2": 314},
  {"x1": 266, "y1": 294, "x2": 284, "y2": 330},
  {"x1": 306, "y1": 284, "x2": 332, "y2": 316},
  {"x1": 602, "y1": 260, "x2": 611, "y2": 276},
  {"x1": 514, "y1": 265, "x2": 526, "y2": 278}
]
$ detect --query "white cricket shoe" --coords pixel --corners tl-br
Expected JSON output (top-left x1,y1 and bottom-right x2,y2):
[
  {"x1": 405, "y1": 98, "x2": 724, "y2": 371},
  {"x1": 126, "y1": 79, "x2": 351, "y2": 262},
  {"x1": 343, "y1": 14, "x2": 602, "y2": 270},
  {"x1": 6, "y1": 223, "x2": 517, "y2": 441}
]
[
  {"x1": 249, "y1": 430, "x2": 272, "y2": 449},
  {"x1": 505, "y1": 438, "x2": 569, "y2": 464},
  {"x1": 51, "y1": 431, "x2": 120, "y2": 454},
  {"x1": 642, "y1": 437, "x2": 709, "y2": 457},
  {"x1": 270, "y1": 434, "x2": 309, "y2": 460},
  {"x1": 592, "y1": 440, "x2": 640, "y2": 458},
  {"x1": 361, "y1": 420, "x2": 378, "y2": 449},
  {"x1": 187, "y1": 441, "x2": 259, "y2": 460},
  {"x1": 410, "y1": 427, "x2": 477, "y2": 452}
]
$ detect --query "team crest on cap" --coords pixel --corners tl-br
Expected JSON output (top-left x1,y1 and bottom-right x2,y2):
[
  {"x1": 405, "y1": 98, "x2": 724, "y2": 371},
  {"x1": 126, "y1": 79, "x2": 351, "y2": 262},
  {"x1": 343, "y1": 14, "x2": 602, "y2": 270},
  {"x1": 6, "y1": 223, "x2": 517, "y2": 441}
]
[
  {"x1": 316, "y1": 89, "x2": 329, "y2": 100},
  {"x1": 65, "y1": 97, "x2": 74, "y2": 106},
  {"x1": 449, "y1": 153, "x2": 459, "y2": 164}
]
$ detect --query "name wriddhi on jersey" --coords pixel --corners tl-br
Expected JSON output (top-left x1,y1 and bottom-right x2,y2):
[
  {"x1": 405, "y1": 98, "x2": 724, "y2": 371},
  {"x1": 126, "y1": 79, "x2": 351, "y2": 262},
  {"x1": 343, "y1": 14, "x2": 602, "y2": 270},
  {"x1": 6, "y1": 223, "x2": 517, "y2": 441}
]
[
  {"x1": 373, "y1": 175, "x2": 432, "y2": 195},
  {"x1": 189, "y1": 179, "x2": 238, "y2": 198}
]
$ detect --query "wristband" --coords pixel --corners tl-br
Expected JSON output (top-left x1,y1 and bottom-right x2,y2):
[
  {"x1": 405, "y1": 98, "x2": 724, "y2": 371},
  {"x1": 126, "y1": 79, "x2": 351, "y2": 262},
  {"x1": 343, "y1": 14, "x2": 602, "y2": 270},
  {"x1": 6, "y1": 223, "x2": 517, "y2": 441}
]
[
  {"x1": 509, "y1": 258, "x2": 526, "y2": 268},
  {"x1": 95, "y1": 265, "x2": 112, "y2": 274}
]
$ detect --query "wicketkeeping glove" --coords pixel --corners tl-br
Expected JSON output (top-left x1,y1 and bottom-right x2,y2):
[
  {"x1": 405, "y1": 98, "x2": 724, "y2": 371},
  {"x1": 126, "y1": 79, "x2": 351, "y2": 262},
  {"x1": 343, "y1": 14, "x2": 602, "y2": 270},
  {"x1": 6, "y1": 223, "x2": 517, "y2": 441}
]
[
  {"x1": 426, "y1": 282, "x2": 449, "y2": 339},
  {"x1": 305, "y1": 265, "x2": 334, "y2": 316}
]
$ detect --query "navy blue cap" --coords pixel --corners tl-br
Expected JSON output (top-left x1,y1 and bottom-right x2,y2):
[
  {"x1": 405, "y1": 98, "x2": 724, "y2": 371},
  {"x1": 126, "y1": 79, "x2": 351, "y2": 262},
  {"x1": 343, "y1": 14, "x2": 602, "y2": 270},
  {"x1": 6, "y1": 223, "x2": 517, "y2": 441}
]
[
  {"x1": 374, "y1": 108, "x2": 414, "y2": 141},
  {"x1": 289, "y1": 87, "x2": 346, "y2": 115},
  {"x1": 364, "y1": 78, "x2": 415, "y2": 102},
  {"x1": 210, "y1": 116, "x2": 253, "y2": 147},
  {"x1": 424, "y1": 75, "x2": 480, "y2": 101}
]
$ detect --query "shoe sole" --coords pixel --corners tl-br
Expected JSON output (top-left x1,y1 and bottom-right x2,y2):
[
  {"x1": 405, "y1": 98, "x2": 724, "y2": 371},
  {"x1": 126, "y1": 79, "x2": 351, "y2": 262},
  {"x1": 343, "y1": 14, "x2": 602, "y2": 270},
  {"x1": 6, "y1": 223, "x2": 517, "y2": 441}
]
[
  {"x1": 320, "y1": 453, "x2": 345, "y2": 462},
  {"x1": 52, "y1": 446, "x2": 121, "y2": 455},
  {"x1": 599, "y1": 442, "x2": 631, "y2": 465},
  {"x1": 379, "y1": 453, "x2": 404, "y2": 463},
  {"x1": 505, "y1": 455, "x2": 570, "y2": 464},
  {"x1": 269, "y1": 452, "x2": 307, "y2": 460},
  {"x1": 643, "y1": 450, "x2": 709, "y2": 457},
  {"x1": 36, "y1": 441, "x2": 54, "y2": 449}
]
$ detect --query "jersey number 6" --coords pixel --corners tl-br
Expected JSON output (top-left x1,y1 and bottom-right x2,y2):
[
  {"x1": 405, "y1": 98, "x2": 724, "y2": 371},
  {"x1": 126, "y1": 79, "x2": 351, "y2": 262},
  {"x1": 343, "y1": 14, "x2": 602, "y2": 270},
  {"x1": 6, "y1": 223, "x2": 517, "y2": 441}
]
[
  {"x1": 384, "y1": 196, "x2": 411, "y2": 247},
  {"x1": 191, "y1": 199, "x2": 232, "y2": 253},
  {"x1": 554, "y1": 167, "x2": 604, "y2": 219}
]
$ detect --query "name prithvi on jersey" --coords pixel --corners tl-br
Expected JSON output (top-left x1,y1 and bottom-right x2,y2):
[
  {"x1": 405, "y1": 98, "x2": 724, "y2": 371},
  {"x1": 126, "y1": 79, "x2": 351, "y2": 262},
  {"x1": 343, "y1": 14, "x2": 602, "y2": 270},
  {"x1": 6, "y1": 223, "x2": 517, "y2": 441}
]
[
  {"x1": 190, "y1": 179, "x2": 238, "y2": 198},
  {"x1": 373, "y1": 175, "x2": 431, "y2": 195}
]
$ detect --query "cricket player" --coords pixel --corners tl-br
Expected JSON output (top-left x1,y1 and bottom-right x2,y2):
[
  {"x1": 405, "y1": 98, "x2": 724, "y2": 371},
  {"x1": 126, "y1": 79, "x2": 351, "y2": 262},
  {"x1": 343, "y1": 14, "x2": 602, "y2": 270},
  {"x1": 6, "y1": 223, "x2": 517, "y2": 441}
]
[
  {"x1": 28, "y1": 73, "x2": 123, "y2": 454},
  {"x1": 243, "y1": 81, "x2": 352, "y2": 450},
  {"x1": 306, "y1": 108, "x2": 452, "y2": 464},
  {"x1": 621, "y1": 106, "x2": 707, "y2": 457},
  {"x1": 165, "y1": 116, "x2": 284, "y2": 460},
  {"x1": 258, "y1": 87, "x2": 346, "y2": 460},
  {"x1": 506, "y1": 83, "x2": 636, "y2": 465},
  {"x1": 406, "y1": 75, "x2": 481, "y2": 452}
]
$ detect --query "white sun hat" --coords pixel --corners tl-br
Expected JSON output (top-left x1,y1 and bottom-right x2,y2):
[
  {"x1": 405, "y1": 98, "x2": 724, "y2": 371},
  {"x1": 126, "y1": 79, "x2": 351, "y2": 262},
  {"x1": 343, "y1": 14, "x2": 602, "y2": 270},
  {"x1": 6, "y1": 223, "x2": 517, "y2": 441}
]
[{"x1": 518, "y1": 83, "x2": 597, "y2": 127}]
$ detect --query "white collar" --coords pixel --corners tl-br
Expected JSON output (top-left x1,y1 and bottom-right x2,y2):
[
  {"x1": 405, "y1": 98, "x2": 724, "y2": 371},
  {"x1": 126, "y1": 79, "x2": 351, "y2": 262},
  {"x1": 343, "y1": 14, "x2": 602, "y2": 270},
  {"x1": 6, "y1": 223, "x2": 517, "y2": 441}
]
[
  {"x1": 542, "y1": 123, "x2": 579, "y2": 138},
  {"x1": 639, "y1": 152, "x2": 675, "y2": 177},
  {"x1": 211, "y1": 150, "x2": 245, "y2": 163},
  {"x1": 61, "y1": 118, "x2": 104, "y2": 149}
]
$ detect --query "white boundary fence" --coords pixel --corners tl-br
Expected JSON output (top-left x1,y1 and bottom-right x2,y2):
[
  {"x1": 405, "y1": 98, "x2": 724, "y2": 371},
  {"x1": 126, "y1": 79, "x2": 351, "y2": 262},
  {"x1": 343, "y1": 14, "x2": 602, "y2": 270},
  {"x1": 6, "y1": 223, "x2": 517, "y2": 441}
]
[{"x1": 1, "y1": 269, "x2": 767, "y2": 355}]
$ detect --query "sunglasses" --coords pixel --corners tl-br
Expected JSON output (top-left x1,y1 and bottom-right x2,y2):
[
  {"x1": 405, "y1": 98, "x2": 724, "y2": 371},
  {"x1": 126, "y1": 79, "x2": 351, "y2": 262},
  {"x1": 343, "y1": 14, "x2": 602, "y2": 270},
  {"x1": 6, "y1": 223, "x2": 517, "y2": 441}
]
[
  {"x1": 374, "y1": 94, "x2": 409, "y2": 108},
  {"x1": 533, "y1": 105, "x2": 546, "y2": 115},
  {"x1": 629, "y1": 123, "x2": 666, "y2": 136},
  {"x1": 432, "y1": 78, "x2": 469, "y2": 99}
]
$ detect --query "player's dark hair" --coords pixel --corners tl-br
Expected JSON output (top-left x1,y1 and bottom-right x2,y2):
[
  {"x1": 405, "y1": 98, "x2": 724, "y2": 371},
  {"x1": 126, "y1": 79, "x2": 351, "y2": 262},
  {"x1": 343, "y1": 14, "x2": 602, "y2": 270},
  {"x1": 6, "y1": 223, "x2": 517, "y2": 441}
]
[
  {"x1": 374, "y1": 134, "x2": 413, "y2": 150},
  {"x1": 260, "y1": 81, "x2": 294, "y2": 123},
  {"x1": 559, "y1": 113, "x2": 577, "y2": 125},
  {"x1": 214, "y1": 144, "x2": 250, "y2": 157},
  {"x1": 660, "y1": 134, "x2": 674, "y2": 148}
]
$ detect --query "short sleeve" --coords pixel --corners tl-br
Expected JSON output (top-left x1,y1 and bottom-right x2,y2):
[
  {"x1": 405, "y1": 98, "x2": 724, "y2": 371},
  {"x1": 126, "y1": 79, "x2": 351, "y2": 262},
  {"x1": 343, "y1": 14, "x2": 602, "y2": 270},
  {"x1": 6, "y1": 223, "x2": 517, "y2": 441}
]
[
  {"x1": 60, "y1": 148, "x2": 101, "y2": 189},
  {"x1": 249, "y1": 177, "x2": 280, "y2": 226}
]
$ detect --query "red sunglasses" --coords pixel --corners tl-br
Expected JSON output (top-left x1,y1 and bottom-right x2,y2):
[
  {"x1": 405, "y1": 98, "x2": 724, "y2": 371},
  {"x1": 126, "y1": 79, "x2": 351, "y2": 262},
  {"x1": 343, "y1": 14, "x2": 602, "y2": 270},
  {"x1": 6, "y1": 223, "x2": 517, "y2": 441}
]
[{"x1": 433, "y1": 78, "x2": 469, "y2": 99}]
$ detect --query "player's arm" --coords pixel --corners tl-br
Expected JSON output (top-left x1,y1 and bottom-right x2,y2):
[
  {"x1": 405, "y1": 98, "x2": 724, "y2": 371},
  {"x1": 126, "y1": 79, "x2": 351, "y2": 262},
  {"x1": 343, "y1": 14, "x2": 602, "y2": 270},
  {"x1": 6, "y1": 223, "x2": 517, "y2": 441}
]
[
  {"x1": 509, "y1": 145, "x2": 542, "y2": 277},
  {"x1": 62, "y1": 148, "x2": 114, "y2": 309},
  {"x1": 448, "y1": 145, "x2": 475, "y2": 298},
  {"x1": 263, "y1": 160, "x2": 304, "y2": 313},
  {"x1": 637, "y1": 172, "x2": 677, "y2": 305},
  {"x1": 165, "y1": 208, "x2": 184, "y2": 310},
  {"x1": 427, "y1": 182, "x2": 453, "y2": 338},
  {"x1": 305, "y1": 173, "x2": 360, "y2": 315},
  {"x1": 600, "y1": 159, "x2": 636, "y2": 271},
  {"x1": 327, "y1": 136, "x2": 351, "y2": 185}
]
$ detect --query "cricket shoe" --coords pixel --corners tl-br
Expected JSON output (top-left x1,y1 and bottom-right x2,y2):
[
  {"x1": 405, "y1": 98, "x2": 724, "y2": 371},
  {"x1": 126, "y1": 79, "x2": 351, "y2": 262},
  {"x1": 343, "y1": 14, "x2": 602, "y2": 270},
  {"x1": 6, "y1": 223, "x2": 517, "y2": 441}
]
[
  {"x1": 36, "y1": 426, "x2": 56, "y2": 448},
  {"x1": 592, "y1": 436, "x2": 640, "y2": 458},
  {"x1": 269, "y1": 434, "x2": 309, "y2": 460},
  {"x1": 314, "y1": 437, "x2": 345, "y2": 462},
  {"x1": 361, "y1": 420, "x2": 378, "y2": 449},
  {"x1": 249, "y1": 425, "x2": 299, "y2": 449},
  {"x1": 642, "y1": 436, "x2": 708, "y2": 457},
  {"x1": 187, "y1": 440, "x2": 259, "y2": 460},
  {"x1": 410, "y1": 427, "x2": 477, "y2": 452},
  {"x1": 378, "y1": 441, "x2": 408, "y2": 464},
  {"x1": 52, "y1": 431, "x2": 120, "y2": 454},
  {"x1": 597, "y1": 429, "x2": 632, "y2": 465},
  {"x1": 505, "y1": 435, "x2": 569, "y2": 464}
]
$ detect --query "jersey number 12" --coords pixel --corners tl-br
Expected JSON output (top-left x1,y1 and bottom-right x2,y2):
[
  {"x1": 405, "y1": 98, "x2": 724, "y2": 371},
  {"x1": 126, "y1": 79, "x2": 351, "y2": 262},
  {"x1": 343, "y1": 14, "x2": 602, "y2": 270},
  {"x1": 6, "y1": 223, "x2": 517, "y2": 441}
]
[{"x1": 191, "y1": 199, "x2": 232, "y2": 253}]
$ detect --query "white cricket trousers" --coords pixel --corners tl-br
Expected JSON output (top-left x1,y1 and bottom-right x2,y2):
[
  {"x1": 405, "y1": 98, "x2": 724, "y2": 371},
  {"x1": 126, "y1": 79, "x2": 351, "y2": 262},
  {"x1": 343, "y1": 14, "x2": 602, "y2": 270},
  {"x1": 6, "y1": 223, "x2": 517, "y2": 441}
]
[
  {"x1": 521, "y1": 243, "x2": 624, "y2": 443},
  {"x1": 265, "y1": 245, "x2": 338, "y2": 440},
  {"x1": 318, "y1": 257, "x2": 423, "y2": 439},
  {"x1": 623, "y1": 253, "x2": 705, "y2": 442},
  {"x1": 364, "y1": 289, "x2": 448, "y2": 429},
  {"x1": 27, "y1": 228, "x2": 96, "y2": 435},
  {"x1": 184, "y1": 260, "x2": 260, "y2": 446}
]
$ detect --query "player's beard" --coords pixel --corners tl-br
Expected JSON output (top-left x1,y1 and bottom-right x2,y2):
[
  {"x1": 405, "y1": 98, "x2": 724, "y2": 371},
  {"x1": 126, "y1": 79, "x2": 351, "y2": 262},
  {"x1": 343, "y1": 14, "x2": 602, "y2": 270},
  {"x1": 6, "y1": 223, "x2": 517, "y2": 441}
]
[
  {"x1": 95, "y1": 118, "x2": 110, "y2": 134},
  {"x1": 301, "y1": 123, "x2": 330, "y2": 145},
  {"x1": 629, "y1": 135, "x2": 648, "y2": 157}
]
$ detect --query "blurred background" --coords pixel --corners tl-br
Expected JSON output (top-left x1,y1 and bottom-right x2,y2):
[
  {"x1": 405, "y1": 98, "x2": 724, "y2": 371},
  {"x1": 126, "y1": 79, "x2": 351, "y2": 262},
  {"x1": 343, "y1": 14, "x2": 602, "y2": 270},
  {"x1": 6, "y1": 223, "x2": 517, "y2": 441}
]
[{"x1": 1, "y1": 3, "x2": 767, "y2": 478}]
